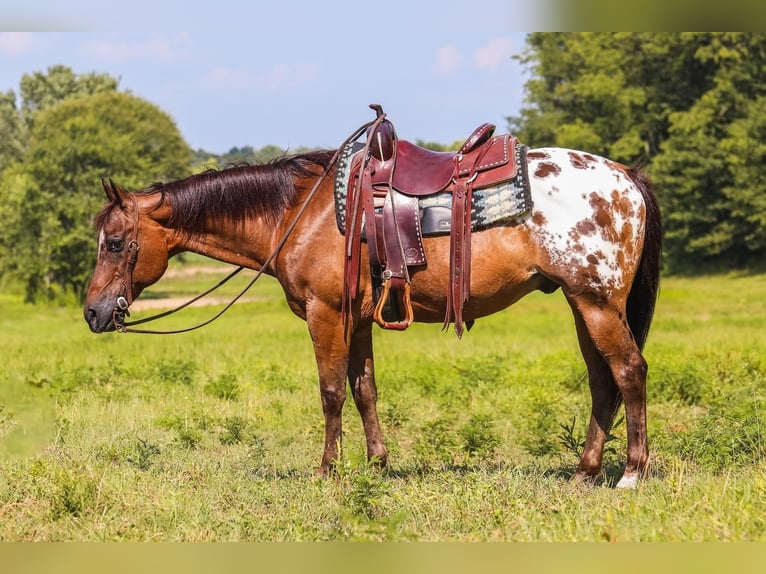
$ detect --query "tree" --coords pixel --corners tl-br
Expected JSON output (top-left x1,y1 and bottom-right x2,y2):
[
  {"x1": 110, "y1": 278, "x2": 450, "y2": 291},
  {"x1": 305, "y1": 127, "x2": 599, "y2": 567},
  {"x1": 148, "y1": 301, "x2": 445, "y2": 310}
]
[
  {"x1": 0, "y1": 65, "x2": 119, "y2": 177},
  {"x1": 0, "y1": 91, "x2": 192, "y2": 302},
  {"x1": 18, "y1": 64, "x2": 119, "y2": 130},
  {"x1": 0, "y1": 90, "x2": 25, "y2": 174},
  {"x1": 510, "y1": 32, "x2": 766, "y2": 272}
]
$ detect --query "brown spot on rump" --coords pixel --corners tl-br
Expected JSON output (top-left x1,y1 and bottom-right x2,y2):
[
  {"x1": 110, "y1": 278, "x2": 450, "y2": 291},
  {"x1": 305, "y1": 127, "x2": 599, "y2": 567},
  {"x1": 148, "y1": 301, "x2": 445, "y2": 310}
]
[
  {"x1": 589, "y1": 192, "x2": 613, "y2": 229},
  {"x1": 575, "y1": 219, "x2": 597, "y2": 236},
  {"x1": 568, "y1": 151, "x2": 599, "y2": 170},
  {"x1": 534, "y1": 162, "x2": 561, "y2": 178},
  {"x1": 586, "y1": 253, "x2": 599, "y2": 265},
  {"x1": 532, "y1": 212, "x2": 547, "y2": 226},
  {"x1": 527, "y1": 150, "x2": 551, "y2": 160},
  {"x1": 610, "y1": 189, "x2": 635, "y2": 218},
  {"x1": 620, "y1": 221, "x2": 634, "y2": 250}
]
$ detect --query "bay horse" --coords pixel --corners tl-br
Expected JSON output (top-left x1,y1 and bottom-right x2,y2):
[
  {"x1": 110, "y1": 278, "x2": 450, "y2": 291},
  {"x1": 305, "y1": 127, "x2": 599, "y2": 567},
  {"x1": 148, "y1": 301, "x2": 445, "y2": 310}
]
[{"x1": 83, "y1": 133, "x2": 661, "y2": 489}]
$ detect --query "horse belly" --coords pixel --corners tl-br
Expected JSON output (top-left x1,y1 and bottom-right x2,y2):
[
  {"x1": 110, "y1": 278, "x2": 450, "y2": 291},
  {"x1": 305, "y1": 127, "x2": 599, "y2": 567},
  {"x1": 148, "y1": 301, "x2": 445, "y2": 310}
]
[{"x1": 409, "y1": 226, "x2": 543, "y2": 322}]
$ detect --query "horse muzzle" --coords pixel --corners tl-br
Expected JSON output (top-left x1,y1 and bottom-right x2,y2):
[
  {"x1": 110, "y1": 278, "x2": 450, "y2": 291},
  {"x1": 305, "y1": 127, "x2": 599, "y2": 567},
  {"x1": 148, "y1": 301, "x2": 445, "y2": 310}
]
[{"x1": 84, "y1": 299, "x2": 124, "y2": 333}]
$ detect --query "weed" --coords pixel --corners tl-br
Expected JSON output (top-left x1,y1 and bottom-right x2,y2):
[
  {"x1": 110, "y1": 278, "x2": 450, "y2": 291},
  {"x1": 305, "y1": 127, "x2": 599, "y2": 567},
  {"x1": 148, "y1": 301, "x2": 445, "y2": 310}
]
[
  {"x1": 557, "y1": 416, "x2": 585, "y2": 459},
  {"x1": 459, "y1": 414, "x2": 500, "y2": 463},
  {"x1": 414, "y1": 416, "x2": 459, "y2": 470},
  {"x1": 339, "y1": 458, "x2": 391, "y2": 520},
  {"x1": 382, "y1": 401, "x2": 411, "y2": 431},
  {"x1": 175, "y1": 427, "x2": 203, "y2": 449},
  {"x1": 51, "y1": 472, "x2": 99, "y2": 519},
  {"x1": 520, "y1": 395, "x2": 560, "y2": 457},
  {"x1": 219, "y1": 415, "x2": 250, "y2": 445},
  {"x1": 204, "y1": 372, "x2": 240, "y2": 401},
  {"x1": 126, "y1": 438, "x2": 161, "y2": 471},
  {"x1": 153, "y1": 358, "x2": 197, "y2": 386},
  {"x1": 557, "y1": 415, "x2": 624, "y2": 463}
]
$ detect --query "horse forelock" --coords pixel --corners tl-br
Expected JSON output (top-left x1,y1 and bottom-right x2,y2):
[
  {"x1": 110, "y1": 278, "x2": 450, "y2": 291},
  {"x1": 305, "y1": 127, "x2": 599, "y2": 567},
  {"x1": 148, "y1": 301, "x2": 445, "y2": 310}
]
[{"x1": 93, "y1": 199, "x2": 121, "y2": 232}]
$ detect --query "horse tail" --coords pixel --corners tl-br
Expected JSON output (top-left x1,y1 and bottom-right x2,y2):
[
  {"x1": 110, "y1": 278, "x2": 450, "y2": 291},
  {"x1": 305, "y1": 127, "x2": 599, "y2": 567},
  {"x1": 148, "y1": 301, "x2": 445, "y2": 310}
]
[{"x1": 625, "y1": 166, "x2": 663, "y2": 351}]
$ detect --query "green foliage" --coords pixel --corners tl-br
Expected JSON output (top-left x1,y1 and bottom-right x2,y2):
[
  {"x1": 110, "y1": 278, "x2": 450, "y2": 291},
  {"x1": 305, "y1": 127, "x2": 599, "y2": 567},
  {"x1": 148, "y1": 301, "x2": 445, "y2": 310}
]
[
  {"x1": 2, "y1": 261, "x2": 766, "y2": 540},
  {"x1": 203, "y1": 372, "x2": 241, "y2": 401},
  {"x1": 192, "y1": 144, "x2": 316, "y2": 170},
  {"x1": 18, "y1": 65, "x2": 119, "y2": 130},
  {"x1": 126, "y1": 438, "x2": 161, "y2": 471},
  {"x1": 0, "y1": 75, "x2": 192, "y2": 302},
  {"x1": 0, "y1": 90, "x2": 25, "y2": 174},
  {"x1": 413, "y1": 416, "x2": 459, "y2": 470},
  {"x1": 458, "y1": 414, "x2": 500, "y2": 462},
  {"x1": 152, "y1": 358, "x2": 197, "y2": 386},
  {"x1": 512, "y1": 32, "x2": 766, "y2": 273}
]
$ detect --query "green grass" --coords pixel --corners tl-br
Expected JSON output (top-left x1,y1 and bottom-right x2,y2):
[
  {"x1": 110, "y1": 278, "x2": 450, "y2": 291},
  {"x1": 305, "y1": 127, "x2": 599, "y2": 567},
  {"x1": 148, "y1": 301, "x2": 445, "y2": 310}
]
[{"x1": 1, "y1": 265, "x2": 765, "y2": 540}]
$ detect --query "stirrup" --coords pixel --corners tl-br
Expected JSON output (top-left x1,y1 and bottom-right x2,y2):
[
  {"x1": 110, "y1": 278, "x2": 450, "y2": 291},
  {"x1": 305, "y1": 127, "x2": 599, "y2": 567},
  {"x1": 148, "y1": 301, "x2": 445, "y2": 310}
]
[{"x1": 373, "y1": 279, "x2": 413, "y2": 331}]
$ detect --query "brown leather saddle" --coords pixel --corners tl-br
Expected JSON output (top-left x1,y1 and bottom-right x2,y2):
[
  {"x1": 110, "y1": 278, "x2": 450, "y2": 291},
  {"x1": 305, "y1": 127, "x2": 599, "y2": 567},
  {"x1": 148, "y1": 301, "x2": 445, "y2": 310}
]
[{"x1": 342, "y1": 105, "x2": 520, "y2": 337}]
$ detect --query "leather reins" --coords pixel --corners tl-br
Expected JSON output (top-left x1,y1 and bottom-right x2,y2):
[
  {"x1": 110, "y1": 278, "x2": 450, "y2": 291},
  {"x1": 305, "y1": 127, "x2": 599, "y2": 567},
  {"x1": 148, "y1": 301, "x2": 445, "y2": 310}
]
[{"x1": 113, "y1": 113, "x2": 386, "y2": 334}]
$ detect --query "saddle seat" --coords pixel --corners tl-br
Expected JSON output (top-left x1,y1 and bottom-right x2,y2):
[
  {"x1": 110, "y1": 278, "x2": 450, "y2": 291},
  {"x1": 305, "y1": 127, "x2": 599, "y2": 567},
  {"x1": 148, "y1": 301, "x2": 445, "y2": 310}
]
[{"x1": 364, "y1": 122, "x2": 513, "y2": 197}]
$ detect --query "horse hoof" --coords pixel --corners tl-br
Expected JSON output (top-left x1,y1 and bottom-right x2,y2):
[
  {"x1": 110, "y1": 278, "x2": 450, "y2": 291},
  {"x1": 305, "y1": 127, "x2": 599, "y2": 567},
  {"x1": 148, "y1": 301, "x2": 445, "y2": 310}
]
[{"x1": 615, "y1": 473, "x2": 639, "y2": 489}]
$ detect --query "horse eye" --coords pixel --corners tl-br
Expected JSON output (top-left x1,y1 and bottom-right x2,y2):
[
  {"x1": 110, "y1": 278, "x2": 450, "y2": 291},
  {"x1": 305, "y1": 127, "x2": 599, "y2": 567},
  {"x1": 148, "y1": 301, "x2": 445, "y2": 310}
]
[{"x1": 106, "y1": 238, "x2": 124, "y2": 252}]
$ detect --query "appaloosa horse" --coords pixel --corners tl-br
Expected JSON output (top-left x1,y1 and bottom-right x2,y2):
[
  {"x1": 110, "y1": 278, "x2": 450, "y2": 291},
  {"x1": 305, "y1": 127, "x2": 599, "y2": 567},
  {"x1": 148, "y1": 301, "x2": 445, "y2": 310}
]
[{"x1": 84, "y1": 125, "x2": 661, "y2": 488}]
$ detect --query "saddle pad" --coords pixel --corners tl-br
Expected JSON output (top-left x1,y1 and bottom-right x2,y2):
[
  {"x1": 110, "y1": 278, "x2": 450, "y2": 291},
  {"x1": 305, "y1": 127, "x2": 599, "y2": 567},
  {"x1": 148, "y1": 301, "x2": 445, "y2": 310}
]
[{"x1": 333, "y1": 140, "x2": 533, "y2": 236}]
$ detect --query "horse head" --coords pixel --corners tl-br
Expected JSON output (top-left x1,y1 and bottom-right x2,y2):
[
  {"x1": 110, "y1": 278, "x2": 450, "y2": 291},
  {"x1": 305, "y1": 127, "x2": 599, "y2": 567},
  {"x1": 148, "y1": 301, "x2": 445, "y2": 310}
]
[{"x1": 83, "y1": 179, "x2": 170, "y2": 333}]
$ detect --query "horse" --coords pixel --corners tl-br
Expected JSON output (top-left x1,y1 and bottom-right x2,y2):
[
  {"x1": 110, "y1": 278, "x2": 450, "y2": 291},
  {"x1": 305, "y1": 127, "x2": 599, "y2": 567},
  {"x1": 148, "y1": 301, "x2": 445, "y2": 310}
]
[{"x1": 83, "y1": 135, "x2": 662, "y2": 489}]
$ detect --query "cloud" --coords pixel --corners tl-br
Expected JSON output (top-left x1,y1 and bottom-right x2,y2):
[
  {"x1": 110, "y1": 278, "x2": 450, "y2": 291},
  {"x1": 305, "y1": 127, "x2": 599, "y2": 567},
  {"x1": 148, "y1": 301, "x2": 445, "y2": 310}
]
[
  {"x1": 200, "y1": 63, "x2": 319, "y2": 93},
  {"x1": 434, "y1": 45, "x2": 462, "y2": 76},
  {"x1": 0, "y1": 32, "x2": 36, "y2": 56},
  {"x1": 473, "y1": 37, "x2": 514, "y2": 70},
  {"x1": 83, "y1": 34, "x2": 192, "y2": 63}
]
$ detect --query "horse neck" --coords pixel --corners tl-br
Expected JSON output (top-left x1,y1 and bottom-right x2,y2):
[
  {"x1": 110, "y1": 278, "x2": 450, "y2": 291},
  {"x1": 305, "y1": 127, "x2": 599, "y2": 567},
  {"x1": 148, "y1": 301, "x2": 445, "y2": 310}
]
[
  {"x1": 167, "y1": 177, "x2": 329, "y2": 271},
  {"x1": 169, "y1": 216, "x2": 279, "y2": 271}
]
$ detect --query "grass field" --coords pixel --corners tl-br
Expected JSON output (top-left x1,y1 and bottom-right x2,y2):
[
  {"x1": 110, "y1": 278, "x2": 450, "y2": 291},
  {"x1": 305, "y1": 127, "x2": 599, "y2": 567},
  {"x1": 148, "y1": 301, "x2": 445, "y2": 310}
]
[{"x1": 1, "y1": 259, "x2": 764, "y2": 541}]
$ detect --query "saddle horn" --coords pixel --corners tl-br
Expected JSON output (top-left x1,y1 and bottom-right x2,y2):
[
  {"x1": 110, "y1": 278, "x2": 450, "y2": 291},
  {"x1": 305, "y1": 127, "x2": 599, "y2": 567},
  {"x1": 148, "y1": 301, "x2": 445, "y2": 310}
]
[{"x1": 367, "y1": 104, "x2": 396, "y2": 162}]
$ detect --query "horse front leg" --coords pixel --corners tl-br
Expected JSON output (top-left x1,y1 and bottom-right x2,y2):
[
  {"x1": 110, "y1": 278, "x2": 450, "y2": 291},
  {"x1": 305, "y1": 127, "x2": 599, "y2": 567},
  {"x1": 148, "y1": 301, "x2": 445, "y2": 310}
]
[
  {"x1": 307, "y1": 305, "x2": 351, "y2": 475},
  {"x1": 348, "y1": 321, "x2": 387, "y2": 467}
]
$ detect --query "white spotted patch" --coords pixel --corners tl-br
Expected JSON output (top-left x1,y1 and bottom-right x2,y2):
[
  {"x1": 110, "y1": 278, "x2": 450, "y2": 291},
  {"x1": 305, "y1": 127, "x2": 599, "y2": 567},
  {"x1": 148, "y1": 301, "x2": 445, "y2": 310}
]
[{"x1": 524, "y1": 147, "x2": 646, "y2": 297}]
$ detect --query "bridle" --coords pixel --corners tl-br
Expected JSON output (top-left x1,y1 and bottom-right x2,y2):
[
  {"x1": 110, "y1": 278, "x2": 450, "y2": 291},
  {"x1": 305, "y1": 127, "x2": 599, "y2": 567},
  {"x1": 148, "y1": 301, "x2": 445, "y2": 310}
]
[{"x1": 109, "y1": 111, "x2": 388, "y2": 335}]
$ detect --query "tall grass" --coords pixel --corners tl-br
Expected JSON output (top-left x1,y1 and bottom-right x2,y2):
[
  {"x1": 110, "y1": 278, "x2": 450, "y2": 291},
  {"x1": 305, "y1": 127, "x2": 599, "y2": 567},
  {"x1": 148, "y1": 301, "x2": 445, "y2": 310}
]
[{"x1": 0, "y1": 263, "x2": 764, "y2": 540}]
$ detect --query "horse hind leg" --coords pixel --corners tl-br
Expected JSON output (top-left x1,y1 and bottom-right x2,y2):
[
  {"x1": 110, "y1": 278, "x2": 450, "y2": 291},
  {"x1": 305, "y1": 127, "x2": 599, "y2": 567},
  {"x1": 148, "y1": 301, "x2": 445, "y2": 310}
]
[
  {"x1": 570, "y1": 309, "x2": 622, "y2": 483},
  {"x1": 568, "y1": 295, "x2": 649, "y2": 489}
]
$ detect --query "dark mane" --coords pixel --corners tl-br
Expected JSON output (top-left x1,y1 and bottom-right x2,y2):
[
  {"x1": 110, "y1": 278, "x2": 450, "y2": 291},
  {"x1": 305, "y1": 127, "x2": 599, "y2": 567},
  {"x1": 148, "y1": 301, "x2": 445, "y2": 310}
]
[{"x1": 95, "y1": 149, "x2": 336, "y2": 233}]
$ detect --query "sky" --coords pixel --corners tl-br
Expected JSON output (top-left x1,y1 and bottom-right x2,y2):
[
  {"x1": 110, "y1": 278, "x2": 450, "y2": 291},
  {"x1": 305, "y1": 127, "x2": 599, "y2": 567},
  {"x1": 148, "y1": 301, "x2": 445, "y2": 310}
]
[{"x1": 0, "y1": 1, "x2": 534, "y2": 155}]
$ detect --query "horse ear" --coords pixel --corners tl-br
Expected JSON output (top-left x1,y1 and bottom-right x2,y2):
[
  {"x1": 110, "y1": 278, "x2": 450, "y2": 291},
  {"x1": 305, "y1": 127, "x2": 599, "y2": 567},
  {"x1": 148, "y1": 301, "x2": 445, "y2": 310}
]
[
  {"x1": 102, "y1": 178, "x2": 128, "y2": 208},
  {"x1": 101, "y1": 178, "x2": 116, "y2": 202}
]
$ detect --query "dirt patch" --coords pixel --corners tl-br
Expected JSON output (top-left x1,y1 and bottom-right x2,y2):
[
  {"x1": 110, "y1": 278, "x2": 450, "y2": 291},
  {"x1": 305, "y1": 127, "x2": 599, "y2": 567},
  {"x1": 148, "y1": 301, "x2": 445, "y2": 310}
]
[
  {"x1": 162, "y1": 265, "x2": 234, "y2": 278},
  {"x1": 130, "y1": 295, "x2": 261, "y2": 312}
]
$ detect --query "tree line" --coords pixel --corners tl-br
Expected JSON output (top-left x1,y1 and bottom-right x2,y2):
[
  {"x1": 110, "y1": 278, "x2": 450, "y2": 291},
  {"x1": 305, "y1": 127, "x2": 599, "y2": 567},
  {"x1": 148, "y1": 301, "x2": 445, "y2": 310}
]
[
  {"x1": 0, "y1": 66, "x2": 295, "y2": 303},
  {"x1": 509, "y1": 32, "x2": 766, "y2": 273},
  {"x1": 1, "y1": 33, "x2": 764, "y2": 303}
]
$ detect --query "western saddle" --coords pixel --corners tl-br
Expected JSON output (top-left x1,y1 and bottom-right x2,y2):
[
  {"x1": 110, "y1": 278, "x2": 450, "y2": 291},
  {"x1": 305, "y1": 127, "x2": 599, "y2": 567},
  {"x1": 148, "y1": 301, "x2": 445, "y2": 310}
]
[{"x1": 343, "y1": 105, "x2": 520, "y2": 337}]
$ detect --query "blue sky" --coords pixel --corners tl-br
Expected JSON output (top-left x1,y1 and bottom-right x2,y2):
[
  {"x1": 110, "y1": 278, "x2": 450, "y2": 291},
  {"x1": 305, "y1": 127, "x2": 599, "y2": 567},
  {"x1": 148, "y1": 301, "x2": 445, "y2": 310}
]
[{"x1": 0, "y1": 2, "x2": 533, "y2": 154}]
